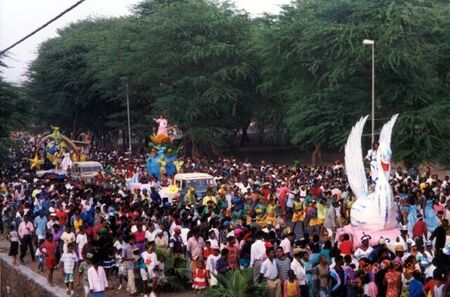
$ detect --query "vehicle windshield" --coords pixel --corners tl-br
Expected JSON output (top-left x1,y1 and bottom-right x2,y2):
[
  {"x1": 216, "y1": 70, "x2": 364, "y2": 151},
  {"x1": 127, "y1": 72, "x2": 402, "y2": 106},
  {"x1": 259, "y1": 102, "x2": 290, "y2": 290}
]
[
  {"x1": 80, "y1": 166, "x2": 102, "y2": 173},
  {"x1": 183, "y1": 179, "x2": 212, "y2": 190}
]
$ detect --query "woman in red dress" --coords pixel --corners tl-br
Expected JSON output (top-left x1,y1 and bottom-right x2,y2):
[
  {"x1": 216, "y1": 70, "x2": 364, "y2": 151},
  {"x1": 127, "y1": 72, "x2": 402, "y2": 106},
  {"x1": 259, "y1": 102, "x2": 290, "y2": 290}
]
[{"x1": 384, "y1": 262, "x2": 402, "y2": 297}]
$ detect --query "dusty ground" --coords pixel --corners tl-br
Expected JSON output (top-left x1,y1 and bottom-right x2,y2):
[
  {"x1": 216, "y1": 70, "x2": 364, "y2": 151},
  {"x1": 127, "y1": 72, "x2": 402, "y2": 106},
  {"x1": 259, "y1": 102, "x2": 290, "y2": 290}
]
[{"x1": 0, "y1": 240, "x2": 194, "y2": 297}]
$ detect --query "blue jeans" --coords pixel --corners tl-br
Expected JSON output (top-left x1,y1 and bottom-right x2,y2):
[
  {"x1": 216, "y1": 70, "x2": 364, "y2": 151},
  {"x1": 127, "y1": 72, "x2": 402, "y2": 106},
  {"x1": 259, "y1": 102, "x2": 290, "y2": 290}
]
[{"x1": 89, "y1": 291, "x2": 104, "y2": 297}]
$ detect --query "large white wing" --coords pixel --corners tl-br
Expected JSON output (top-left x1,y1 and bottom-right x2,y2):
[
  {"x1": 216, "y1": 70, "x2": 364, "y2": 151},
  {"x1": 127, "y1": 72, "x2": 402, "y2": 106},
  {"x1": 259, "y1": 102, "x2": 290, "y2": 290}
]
[
  {"x1": 378, "y1": 114, "x2": 399, "y2": 152},
  {"x1": 345, "y1": 115, "x2": 369, "y2": 200}
]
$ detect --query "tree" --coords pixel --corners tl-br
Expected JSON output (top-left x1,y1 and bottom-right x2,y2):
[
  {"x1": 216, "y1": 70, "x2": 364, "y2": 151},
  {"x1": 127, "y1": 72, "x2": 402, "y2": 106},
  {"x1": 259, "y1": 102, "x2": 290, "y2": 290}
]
[
  {"x1": 0, "y1": 62, "x2": 29, "y2": 162},
  {"x1": 27, "y1": 17, "x2": 146, "y2": 146},
  {"x1": 132, "y1": 0, "x2": 257, "y2": 156},
  {"x1": 258, "y1": 0, "x2": 450, "y2": 165}
]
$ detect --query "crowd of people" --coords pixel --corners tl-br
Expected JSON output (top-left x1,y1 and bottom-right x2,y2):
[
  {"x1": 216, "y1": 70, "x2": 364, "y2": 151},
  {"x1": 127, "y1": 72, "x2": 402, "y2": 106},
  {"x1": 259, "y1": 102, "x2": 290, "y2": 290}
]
[{"x1": 1, "y1": 134, "x2": 450, "y2": 297}]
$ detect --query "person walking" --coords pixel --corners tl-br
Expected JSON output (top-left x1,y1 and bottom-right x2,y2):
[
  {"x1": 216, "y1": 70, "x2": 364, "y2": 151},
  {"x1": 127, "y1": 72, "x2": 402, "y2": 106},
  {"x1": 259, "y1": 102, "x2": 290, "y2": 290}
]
[
  {"x1": 87, "y1": 256, "x2": 108, "y2": 297},
  {"x1": 250, "y1": 231, "x2": 266, "y2": 283},
  {"x1": 18, "y1": 215, "x2": 35, "y2": 263},
  {"x1": 260, "y1": 248, "x2": 282, "y2": 297}
]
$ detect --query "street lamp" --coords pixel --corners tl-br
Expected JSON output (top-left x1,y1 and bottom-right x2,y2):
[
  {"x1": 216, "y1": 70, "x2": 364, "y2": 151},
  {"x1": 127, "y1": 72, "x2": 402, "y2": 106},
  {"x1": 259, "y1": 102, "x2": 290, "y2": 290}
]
[{"x1": 363, "y1": 39, "x2": 375, "y2": 144}]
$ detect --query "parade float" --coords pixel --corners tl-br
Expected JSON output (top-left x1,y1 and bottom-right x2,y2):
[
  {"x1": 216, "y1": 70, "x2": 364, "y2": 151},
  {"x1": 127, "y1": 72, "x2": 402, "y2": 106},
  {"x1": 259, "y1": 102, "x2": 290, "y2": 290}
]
[
  {"x1": 337, "y1": 114, "x2": 401, "y2": 248},
  {"x1": 127, "y1": 116, "x2": 188, "y2": 203},
  {"x1": 29, "y1": 126, "x2": 100, "y2": 182}
]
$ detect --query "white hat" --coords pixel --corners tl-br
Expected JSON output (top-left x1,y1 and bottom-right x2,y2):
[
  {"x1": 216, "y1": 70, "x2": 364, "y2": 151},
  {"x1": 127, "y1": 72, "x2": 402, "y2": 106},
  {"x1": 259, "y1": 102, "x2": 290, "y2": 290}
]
[{"x1": 226, "y1": 231, "x2": 235, "y2": 238}]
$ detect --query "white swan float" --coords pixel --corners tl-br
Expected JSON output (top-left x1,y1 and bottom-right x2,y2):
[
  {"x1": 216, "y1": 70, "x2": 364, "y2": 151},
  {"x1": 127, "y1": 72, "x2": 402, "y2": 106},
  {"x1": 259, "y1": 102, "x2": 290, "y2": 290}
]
[{"x1": 345, "y1": 114, "x2": 399, "y2": 231}]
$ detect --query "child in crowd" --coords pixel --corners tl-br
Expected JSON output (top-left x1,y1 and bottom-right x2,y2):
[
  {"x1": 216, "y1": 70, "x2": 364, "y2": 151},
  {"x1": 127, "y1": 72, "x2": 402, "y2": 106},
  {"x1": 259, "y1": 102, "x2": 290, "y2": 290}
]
[
  {"x1": 36, "y1": 238, "x2": 45, "y2": 273},
  {"x1": 115, "y1": 248, "x2": 127, "y2": 290},
  {"x1": 192, "y1": 260, "x2": 208, "y2": 296},
  {"x1": 60, "y1": 243, "x2": 78, "y2": 296},
  {"x1": 284, "y1": 269, "x2": 301, "y2": 297},
  {"x1": 7, "y1": 224, "x2": 19, "y2": 265}
]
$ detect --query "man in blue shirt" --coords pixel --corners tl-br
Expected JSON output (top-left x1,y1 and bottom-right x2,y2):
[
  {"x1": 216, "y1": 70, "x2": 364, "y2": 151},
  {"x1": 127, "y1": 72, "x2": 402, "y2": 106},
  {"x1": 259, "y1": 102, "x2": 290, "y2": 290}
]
[
  {"x1": 408, "y1": 270, "x2": 424, "y2": 297},
  {"x1": 34, "y1": 210, "x2": 48, "y2": 240}
]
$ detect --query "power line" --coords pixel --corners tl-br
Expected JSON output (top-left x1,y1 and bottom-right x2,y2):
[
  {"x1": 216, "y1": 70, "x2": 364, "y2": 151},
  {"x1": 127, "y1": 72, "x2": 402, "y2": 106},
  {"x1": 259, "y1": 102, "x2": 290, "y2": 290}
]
[{"x1": 0, "y1": 0, "x2": 87, "y2": 56}]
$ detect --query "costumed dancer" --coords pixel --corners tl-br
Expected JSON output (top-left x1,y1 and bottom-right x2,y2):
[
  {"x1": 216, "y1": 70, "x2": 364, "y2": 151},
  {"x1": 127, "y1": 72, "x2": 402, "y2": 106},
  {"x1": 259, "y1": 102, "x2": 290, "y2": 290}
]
[
  {"x1": 154, "y1": 115, "x2": 168, "y2": 136},
  {"x1": 365, "y1": 142, "x2": 379, "y2": 186},
  {"x1": 60, "y1": 149, "x2": 73, "y2": 171}
]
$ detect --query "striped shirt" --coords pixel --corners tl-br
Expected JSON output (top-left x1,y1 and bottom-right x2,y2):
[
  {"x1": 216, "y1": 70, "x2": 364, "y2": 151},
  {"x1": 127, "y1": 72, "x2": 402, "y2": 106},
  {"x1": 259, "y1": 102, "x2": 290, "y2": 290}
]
[{"x1": 275, "y1": 257, "x2": 292, "y2": 281}]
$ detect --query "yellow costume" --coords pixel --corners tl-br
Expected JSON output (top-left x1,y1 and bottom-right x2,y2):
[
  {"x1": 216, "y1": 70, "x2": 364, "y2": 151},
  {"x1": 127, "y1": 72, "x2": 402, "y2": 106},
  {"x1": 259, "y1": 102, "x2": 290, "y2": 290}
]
[{"x1": 291, "y1": 200, "x2": 305, "y2": 222}]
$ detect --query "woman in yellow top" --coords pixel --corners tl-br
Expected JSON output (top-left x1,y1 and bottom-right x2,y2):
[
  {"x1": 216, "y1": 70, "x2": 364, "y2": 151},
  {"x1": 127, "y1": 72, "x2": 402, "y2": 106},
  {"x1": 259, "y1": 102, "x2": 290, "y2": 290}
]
[
  {"x1": 265, "y1": 197, "x2": 278, "y2": 226},
  {"x1": 317, "y1": 199, "x2": 328, "y2": 237},
  {"x1": 283, "y1": 270, "x2": 300, "y2": 297},
  {"x1": 72, "y1": 210, "x2": 83, "y2": 234},
  {"x1": 291, "y1": 195, "x2": 305, "y2": 233}
]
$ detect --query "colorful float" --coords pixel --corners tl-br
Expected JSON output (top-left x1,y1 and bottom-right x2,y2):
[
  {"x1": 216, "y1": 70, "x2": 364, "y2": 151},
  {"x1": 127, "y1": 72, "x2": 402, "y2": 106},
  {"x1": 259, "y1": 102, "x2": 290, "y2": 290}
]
[
  {"x1": 127, "y1": 116, "x2": 184, "y2": 202},
  {"x1": 30, "y1": 126, "x2": 90, "y2": 179},
  {"x1": 337, "y1": 114, "x2": 401, "y2": 248}
]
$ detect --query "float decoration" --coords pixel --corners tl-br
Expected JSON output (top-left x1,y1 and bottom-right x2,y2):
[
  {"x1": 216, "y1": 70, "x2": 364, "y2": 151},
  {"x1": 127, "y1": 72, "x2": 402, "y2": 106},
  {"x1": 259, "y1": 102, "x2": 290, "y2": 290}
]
[
  {"x1": 31, "y1": 126, "x2": 87, "y2": 171},
  {"x1": 29, "y1": 154, "x2": 44, "y2": 170},
  {"x1": 337, "y1": 114, "x2": 401, "y2": 248},
  {"x1": 146, "y1": 116, "x2": 182, "y2": 181}
]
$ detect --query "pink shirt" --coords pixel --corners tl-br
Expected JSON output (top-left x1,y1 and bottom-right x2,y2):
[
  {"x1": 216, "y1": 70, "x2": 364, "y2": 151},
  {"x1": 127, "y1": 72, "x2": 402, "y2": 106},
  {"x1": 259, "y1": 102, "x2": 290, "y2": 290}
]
[
  {"x1": 187, "y1": 236, "x2": 205, "y2": 260},
  {"x1": 18, "y1": 221, "x2": 34, "y2": 238}
]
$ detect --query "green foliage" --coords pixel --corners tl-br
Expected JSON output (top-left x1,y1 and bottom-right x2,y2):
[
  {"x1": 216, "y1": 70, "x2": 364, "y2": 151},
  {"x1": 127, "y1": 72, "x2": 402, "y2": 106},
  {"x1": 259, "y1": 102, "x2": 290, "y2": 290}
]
[
  {"x1": 24, "y1": 0, "x2": 450, "y2": 164},
  {"x1": 132, "y1": 0, "x2": 257, "y2": 154},
  {"x1": 204, "y1": 268, "x2": 266, "y2": 297},
  {"x1": 258, "y1": 0, "x2": 450, "y2": 164},
  {"x1": 155, "y1": 248, "x2": 190, "y2": 292},
  {"x1": 0, "y1": 65, "x2": 29, "y2": 161}
]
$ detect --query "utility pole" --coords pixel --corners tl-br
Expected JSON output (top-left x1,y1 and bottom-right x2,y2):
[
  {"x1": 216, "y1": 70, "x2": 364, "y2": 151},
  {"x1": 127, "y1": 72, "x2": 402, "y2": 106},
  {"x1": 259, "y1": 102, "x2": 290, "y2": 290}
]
[
  {"x1": 126, "y1": 82, "x2": 132, "y2": 153},
  {"x1": 363, "y1": 39, "x2": 375, "y2": 144}
]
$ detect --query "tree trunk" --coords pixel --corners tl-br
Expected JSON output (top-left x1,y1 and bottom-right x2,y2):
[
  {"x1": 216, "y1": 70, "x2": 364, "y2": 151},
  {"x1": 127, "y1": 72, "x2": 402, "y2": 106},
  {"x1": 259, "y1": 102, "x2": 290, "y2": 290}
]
[
  {"x1": 191, "y1": 139, "x2": 201, "y2": 158},
  {"x1": 311, "y1": 143, "x2": 322, "y2": 166}
]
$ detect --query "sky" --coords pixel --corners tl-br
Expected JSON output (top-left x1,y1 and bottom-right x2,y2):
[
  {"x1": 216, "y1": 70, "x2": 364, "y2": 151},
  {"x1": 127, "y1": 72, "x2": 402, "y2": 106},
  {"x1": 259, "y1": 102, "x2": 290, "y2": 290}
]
[{"x1": 0, "y1": 0, "x2": 292, "y2": 84}]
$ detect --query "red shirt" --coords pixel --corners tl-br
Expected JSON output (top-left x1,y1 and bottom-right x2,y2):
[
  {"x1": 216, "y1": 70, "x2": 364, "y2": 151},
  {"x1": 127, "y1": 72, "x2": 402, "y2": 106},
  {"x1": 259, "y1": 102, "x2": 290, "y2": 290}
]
[
  {"x1": 203, "y1": 247, "x2": 212, "y2": 259},
  {"x1": 340, "y1": 240, "x2": 353, "y2": 255},
  {"x1": 134, "y1": 231, "x2": 145, "y2": 243},
  {"x1": 56, "y1": 209, "x2": 67, "y2": 226},
  {"x1": 413, "y1": 220, "x2": 427, "y2": 238},
  {"x1": 41, "y1": 240, "x2": 56, "y2": 259}
]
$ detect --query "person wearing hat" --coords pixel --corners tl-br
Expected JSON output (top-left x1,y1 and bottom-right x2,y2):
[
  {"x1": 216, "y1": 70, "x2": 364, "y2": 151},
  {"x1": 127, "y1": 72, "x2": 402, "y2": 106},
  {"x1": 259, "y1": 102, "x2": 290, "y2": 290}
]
[
  {"x1": 354, "y1": 234, "x2": 373, "y2": 260},
  {"x1": 169, "y1": 226, "x2": 184, "y2": 256},
  {"x1": 206, "y1": 245, "x2": 221, "y2": 286},
  {"x1": 78, "y1": 252, "x2": 93, "y2": 297},
  {"x1": 290, "y1": 248, "x2": 308, "y2": 296},
  {"x1": 225, "y1": 234, "x2": 239, "y2": 269}
]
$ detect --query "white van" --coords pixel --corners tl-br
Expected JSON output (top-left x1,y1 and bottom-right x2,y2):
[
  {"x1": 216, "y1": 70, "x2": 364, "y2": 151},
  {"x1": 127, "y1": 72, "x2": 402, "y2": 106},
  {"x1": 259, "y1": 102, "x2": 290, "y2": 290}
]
[{"x1": 70, "y1": 161, "x2": 103, "y2": 184}]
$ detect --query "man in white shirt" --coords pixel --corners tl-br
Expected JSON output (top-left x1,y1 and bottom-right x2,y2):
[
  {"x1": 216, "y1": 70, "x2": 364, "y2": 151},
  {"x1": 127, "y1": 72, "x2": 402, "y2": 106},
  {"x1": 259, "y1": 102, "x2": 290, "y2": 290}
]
[
  {"x1": 250, "y1": 231, "x2": 266, "y2": 283},
  {"x1": 260, "y1": 248, "x2": 281, "y2": 297},
  {"x1": 145, "y1": 222, "x2": 158, "y2": 242},
  {"x1": 290, "y1": 248, "x2": 308, "y2": 295},
  {"x1": 279, "y1": 233, "x2": 295, "y2": 258},
  {"x1": 88, "y1": 258, "x2": 108, "y2": 297}
]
